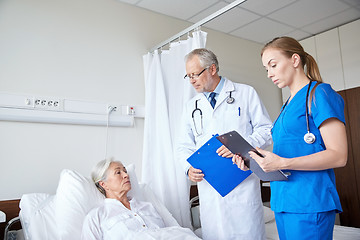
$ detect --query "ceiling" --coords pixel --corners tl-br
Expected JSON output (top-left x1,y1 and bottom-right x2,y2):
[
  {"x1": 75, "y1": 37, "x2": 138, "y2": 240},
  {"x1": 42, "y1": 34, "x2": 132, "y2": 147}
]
[{"x1": 115, "y1": 0, "x2": 360, "y2": 44}]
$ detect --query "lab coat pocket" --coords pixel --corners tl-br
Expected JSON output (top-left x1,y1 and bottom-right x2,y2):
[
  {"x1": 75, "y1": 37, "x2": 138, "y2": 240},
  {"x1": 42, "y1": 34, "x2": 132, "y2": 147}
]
[{"x1": 223, "y1": 110, "x2": 251, "y2": 134}]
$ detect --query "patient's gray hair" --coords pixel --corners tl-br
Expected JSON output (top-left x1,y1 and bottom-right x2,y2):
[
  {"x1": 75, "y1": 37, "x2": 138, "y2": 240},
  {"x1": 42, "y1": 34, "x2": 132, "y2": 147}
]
[
  {"x1": 184, "y1": 48, "x2": 219, "y2": 73},
  {"x1": 92, "y1": 157, "x2": 122, "y2": 196}
]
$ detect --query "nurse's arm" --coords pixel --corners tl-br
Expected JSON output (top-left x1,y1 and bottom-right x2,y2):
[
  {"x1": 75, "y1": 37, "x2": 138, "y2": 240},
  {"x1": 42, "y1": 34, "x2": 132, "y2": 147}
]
[
  {"x1": 250, "y1": 118, "x2": 347, "y2": 172},
  {"x1": 249, "y1": 148, "x2": 283, "y2": 172},
  {"x1": 285, "y1": 118, "x2": 347, "y2": 171}
]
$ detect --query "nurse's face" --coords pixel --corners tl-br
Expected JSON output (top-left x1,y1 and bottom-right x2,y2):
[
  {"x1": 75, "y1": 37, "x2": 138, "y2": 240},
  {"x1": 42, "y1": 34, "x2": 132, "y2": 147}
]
[
  {"x1": 101, "y1": 162, "x2": 131, "y2": 198},
  {"x1": 262, "y1": 48, "x2": 296, "y2": 89},
  {"x1": 186, "y1": 56, "x2": 215, "y2": 93}
]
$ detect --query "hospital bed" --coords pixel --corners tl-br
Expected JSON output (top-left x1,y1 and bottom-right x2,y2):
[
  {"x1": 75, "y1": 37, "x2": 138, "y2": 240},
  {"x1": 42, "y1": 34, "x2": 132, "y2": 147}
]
[{"x1": 4, "y1": 165, "x2": 199, "y2": 240}]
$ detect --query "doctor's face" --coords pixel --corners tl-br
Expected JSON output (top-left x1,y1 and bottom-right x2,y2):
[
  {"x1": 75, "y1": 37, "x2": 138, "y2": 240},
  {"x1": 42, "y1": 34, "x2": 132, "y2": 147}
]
[
  {"x1": 261, "y1": 48, "x2": 296, "y2": 89},
  {"x1": 186, "y1": 56, "x2": 214, "y2": 93},
  {"x1": 101, "y1": 162, "x2": 131, "y2": 198}
]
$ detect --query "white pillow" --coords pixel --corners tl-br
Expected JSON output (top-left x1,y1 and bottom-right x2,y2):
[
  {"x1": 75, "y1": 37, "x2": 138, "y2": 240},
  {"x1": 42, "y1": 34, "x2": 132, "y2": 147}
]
[
  {"x1": 20, "y1": 193, "x2": 56, "y2": 240},
  {"x1": 263, "y1": 206, "x2": 275, "y2": 223},
  {"x1": 26, "y1": 195, "x2": 59, "y2": 240},
  {"x1": 55, "y1": 164, "x2": 140, "y2": 240},
  {"x1": 20, "y1": 193, "x2": 51, "y2": 228},
  {"x1": 126, "y1": 164, "x2": 143, "y2": 200}
]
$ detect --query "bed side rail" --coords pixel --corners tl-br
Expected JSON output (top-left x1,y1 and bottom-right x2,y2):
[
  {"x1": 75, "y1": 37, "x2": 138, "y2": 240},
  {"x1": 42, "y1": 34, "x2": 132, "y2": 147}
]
[{"x1": 4, "y1": 216, "x2": 21, "y2": 240}]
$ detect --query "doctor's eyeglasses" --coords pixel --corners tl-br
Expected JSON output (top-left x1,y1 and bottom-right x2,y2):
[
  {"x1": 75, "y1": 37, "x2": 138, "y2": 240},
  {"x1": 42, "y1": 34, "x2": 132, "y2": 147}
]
[{"x1": 184, "y1": 67, "x2": 208, "y2": 80}]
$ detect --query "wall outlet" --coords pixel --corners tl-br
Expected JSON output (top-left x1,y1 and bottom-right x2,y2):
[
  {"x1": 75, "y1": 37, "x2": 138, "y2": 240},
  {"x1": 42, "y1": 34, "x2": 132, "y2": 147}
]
[
  {"x1": 126, "y1": 106, "x2": 135, "y2": 115},
  {"x1": 34, "y1": 97, "x2": 63, "y2": 111}
]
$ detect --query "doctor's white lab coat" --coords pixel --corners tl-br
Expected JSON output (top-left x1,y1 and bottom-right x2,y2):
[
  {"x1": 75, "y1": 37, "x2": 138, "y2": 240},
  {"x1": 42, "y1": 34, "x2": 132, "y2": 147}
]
[{"x1": 177, "y1": 77, "x2": 272, "y2": 240}]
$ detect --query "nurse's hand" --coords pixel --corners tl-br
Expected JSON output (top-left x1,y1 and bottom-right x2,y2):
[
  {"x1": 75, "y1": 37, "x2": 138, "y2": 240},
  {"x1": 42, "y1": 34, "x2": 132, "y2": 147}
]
[
  {"x1": 188, "y1": 166, "x2": 204, "y2": 182},
  {"x1": 232, "y1": 154, "x2": 249, "y2": 171},
  {"x1": 249, "y1": 147, "x2": 282, "y2": 172},
  {"x1": 216, "y1": 145, "x2": 234, "y2": 158}
]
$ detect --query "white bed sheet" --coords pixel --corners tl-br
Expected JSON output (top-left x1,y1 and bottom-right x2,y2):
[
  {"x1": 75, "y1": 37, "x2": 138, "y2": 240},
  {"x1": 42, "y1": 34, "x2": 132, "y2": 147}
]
[
  {"x1": 333, "y1": 225, "x2": 360, "y2": 240},
  {"x1": 100, "y1": 226, "x2": 200, "y2": 240},
  {"x1": 132, "y1": 226, "x2": 200, "y2": 240}
]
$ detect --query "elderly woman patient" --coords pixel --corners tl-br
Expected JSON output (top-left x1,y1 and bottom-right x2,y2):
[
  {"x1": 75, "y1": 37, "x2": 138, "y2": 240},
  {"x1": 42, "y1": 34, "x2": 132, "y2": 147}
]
[
  {"x1": 82, "y1": 159, "x2": 199, "y2": 239},
  {"x1": 81, "y1": 159, "x2": 168, "y2": 240}
]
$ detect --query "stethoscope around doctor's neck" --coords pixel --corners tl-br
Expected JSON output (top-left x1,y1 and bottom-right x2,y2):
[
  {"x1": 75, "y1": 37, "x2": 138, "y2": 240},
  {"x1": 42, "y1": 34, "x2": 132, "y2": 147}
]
[
  {"x1": 192, "y1": 91, "x2": 235, "y2": 136},
  {"x1": 275, "y1": 80, "x2": 316, "y2": 144}
]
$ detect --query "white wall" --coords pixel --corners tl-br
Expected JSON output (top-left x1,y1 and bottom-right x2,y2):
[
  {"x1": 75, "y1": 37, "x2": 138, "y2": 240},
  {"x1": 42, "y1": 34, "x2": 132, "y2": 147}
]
[
  {"x1": 0, "y1": 0, "x2": 281, "y2": 200},
  {"x1": 206, "y1": 30, "x2": 282, "y2": 120},
  {"x1": 282, "y1": 19, "x2": 360, "y2": 102}
]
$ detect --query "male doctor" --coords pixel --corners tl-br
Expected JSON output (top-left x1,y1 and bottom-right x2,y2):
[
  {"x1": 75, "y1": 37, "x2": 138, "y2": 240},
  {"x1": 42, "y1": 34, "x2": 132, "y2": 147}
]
[{"x1": 177, "y1": 48, "x2": 272, "y2": 240}]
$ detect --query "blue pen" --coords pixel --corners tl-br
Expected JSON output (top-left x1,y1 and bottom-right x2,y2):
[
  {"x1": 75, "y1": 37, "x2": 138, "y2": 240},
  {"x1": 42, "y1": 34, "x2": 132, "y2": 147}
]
[{"x1": 238, "y1": 107, "x2": 241, "y2": 116}]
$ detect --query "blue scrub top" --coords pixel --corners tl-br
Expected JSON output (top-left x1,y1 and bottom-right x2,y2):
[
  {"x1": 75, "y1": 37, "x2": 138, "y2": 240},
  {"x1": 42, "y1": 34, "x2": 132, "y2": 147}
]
[{"x1": 271, "y1": 81, "x2": 345, "y2": 213}]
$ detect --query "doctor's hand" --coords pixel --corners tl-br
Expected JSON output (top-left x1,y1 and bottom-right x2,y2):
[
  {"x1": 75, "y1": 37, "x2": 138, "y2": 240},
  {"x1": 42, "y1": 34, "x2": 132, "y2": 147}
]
[
  {"x1": 249, "y1": 147, "x2": 283, "y2": 172},
  {"x1": 188, "y1": 166, "x2": 204, "y2": 182},
  {"x1": 216, "y1": 145, "x2": 234, "y2": 158},
  {"x1": 232, "y1": 154, "x2": 250, "y2": 171}
]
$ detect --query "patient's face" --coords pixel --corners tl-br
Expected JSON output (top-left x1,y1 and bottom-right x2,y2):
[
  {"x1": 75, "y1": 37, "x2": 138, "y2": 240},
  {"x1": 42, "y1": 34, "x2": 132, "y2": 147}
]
[{"x1": 103, "y1": 162, "x2": 132, "y2": 198}]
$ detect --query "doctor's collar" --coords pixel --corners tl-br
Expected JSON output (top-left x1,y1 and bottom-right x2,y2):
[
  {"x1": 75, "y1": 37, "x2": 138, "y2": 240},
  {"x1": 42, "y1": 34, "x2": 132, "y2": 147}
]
[{"x1": 204, "y1": 76, "x2": 224, "y2": 98}]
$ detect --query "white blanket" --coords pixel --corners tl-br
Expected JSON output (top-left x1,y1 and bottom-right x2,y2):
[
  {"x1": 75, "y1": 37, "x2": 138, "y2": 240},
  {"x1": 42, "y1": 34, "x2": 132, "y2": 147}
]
[{"x1": 112, "y1": 226, "x2": 200, "y2": 240}]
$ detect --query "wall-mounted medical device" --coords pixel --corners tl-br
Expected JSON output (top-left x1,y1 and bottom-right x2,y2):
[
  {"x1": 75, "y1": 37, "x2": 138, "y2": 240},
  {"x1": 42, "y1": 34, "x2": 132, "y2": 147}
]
[{"x1": 0, "y1": 92, "x2": 144, "y2": 127}]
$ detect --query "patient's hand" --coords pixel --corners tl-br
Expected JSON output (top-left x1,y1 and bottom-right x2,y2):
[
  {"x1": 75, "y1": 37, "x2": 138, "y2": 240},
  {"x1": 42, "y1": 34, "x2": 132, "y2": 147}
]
[
  {"x1": 216, "y1": 145, "x2": 234, "y2": 158},
  {"x1": 188, "y1": 166, "x2": 204, "y2": 182}
]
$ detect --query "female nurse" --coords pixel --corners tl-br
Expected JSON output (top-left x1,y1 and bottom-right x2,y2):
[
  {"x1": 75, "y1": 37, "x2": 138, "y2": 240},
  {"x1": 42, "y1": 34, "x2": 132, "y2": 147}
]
[{"x1": 233, "y1": 36, "x2": 348, "y2": 240}]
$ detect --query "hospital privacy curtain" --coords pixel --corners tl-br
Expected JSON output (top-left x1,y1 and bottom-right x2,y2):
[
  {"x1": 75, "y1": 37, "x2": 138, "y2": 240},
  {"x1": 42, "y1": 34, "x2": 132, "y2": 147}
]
[{"x1": 142, "y1": 30, "x2": 207, "y2": 228}]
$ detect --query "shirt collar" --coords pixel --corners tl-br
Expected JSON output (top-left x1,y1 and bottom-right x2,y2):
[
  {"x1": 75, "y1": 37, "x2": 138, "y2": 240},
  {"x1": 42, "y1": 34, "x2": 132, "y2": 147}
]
[{"x1": 204, "y1": 76, "x2": 224, "y2": 98}]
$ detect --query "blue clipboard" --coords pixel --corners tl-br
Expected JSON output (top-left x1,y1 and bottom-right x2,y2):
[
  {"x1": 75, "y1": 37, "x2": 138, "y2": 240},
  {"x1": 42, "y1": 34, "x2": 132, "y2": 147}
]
[{"x1": 187, "y1": 134, "x2": 252, "y2": 197}]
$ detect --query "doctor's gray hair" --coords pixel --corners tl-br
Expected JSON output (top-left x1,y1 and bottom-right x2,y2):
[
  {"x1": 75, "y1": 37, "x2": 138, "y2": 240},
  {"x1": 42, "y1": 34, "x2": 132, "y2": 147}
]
[
  {"x1": 185, "y1": 48, "x2": 219, "y2": 73},
  {"x1": 92, "y1": 157, "x2": 122, "y2": 196}
]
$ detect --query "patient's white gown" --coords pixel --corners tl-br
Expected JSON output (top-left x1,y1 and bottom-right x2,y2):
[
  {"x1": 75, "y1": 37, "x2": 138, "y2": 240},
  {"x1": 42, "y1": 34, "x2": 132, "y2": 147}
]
[{"x1": 81, "y1": 198, "x2": 199, "y2": 240}]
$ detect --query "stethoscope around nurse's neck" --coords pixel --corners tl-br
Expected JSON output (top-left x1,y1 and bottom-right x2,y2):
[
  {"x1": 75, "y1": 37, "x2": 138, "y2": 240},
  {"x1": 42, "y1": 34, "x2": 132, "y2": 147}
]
[
  {"x1": 304, "y1": 81, "x2": 316, "y2": 144},
  {"x1": 273, "y1": 80, "x2": 316, "y2": 144},
  {"x1": 191, "y1": 91, "x2": 235, "y2": 136}
]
